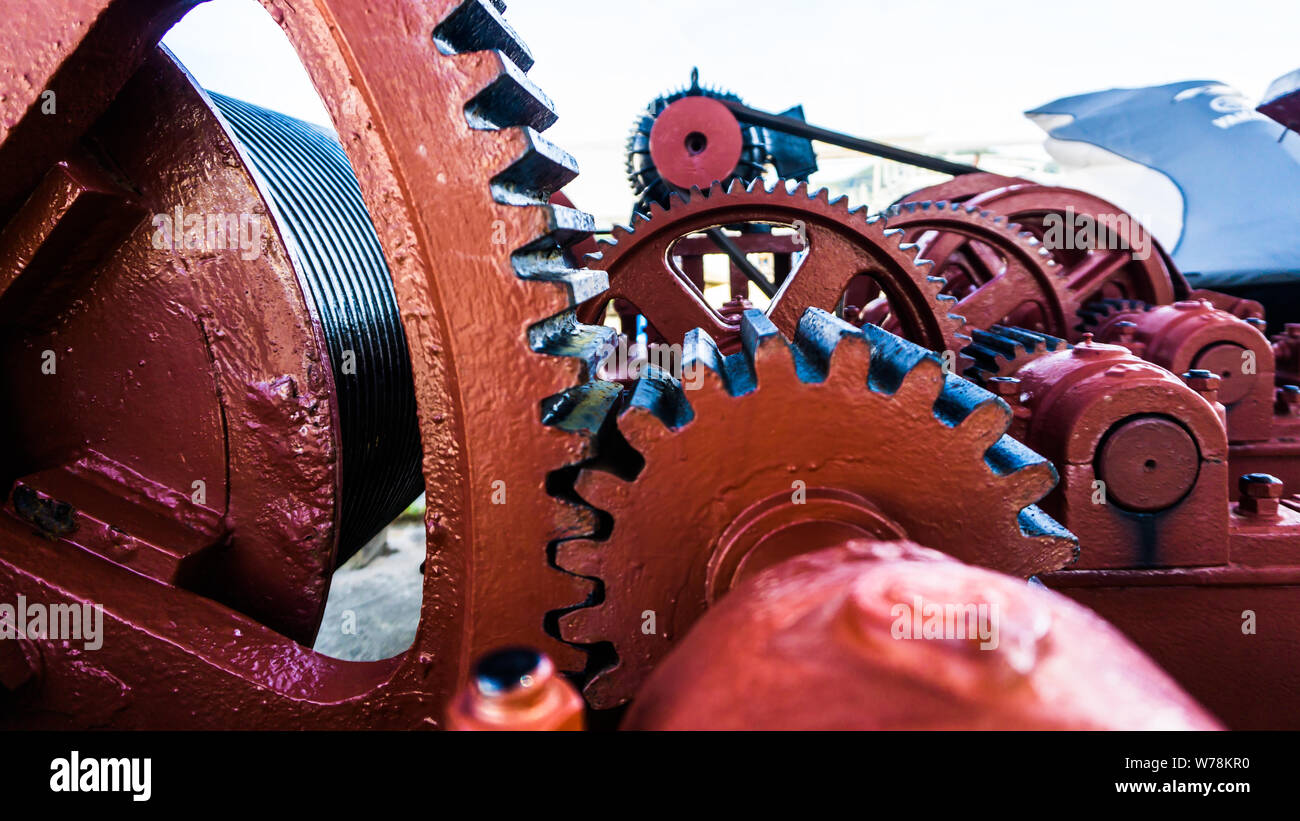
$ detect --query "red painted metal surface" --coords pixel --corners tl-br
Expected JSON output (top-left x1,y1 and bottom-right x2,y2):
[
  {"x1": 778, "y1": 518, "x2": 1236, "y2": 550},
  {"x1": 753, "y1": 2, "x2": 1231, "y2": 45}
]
[
  {"x1": 647, "y1": 96, "x2": 744, "y2": 192},
  {"x1": 2, "y1": 0, "x2": 1296, "y2": 732},
  {"x1": 2, "y1": 50, "x2": 340, "y2": 644},
  {"x1": 1, "y1": 0, "x2": 612, "y2": 728},
  {"x1": 557, "y1": 308, "x2": 1074, "y2": 708},
  {"x1": 579, "y1": 181, "x2": 965, "y2": 357},
  {"x1": 624, "y1": 540, "x2": 1221, "y2": 730}
]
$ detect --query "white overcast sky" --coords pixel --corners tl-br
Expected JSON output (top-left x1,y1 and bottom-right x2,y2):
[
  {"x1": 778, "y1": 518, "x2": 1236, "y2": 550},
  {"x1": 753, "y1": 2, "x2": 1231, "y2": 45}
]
[{"x1": 166, "y1": 0, "x2": 1300, "y2": 221}]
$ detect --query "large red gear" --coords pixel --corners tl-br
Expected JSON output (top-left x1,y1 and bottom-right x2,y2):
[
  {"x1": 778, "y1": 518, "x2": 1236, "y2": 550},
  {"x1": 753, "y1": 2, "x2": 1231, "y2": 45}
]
[
  {"x1": 0, "y1": 0, "x2": 614, "y2": 728},
  {"x1": 578, "y1": 180, "x2": 967, "y2": 357},
  {"x1": 900, "y1": 179, "x2": 1185, "y2": 328},
  {"x1": 556, "y1": 308, "x2": 1075, "y2": 707},
  {"x1": 881, "y1": 200, "x2": 1068, "y2": 336}
]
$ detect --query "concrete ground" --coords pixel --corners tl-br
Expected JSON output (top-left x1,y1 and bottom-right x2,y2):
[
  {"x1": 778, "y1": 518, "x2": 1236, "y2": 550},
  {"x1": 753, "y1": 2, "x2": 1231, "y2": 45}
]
[{"x1": 312, "y1": 520, "x2": 424, "y2": 661}]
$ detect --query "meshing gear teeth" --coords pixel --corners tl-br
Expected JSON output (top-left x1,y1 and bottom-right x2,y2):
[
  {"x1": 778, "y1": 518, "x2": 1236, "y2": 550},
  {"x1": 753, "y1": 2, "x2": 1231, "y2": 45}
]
[
  {"x1": 555, "y1": 307, "x2": 1077, "y2": 708},
  {"x1": 430, "y1": 0, "x2": 620, "y2": 674},
  {"x1": 965, "y1": 326, "x2": 1070, "y2": 383},
  {"x1": 0, "y1": 0, "x2": 622, "y2": 725},
  {"x1": 578, "y1": 179, "x2": 969, "y2": 358}
]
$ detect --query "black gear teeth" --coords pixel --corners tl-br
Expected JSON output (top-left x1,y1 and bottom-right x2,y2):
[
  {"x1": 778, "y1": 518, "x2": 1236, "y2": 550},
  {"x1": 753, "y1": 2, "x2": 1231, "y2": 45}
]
[
  {"x1": 528, "y1": 311, "x2": 616, "y2": 375},
  {"x1": 964, "y1": 325, "x2": 1069, "y2": 382},
  {"x1": 682, "y1": 328, "x2": 750, "y2": 396},
  {"x1": 433, "y1": 0, "x2": 534, "y2": 70},
  {"x1": 540, "y1": 380, "x2": 624, "y2": 435},
  {"x1": 464, "y1": 53, "x2": 557, "y2": 131},
  {"x1": 1076, "y1": 297, "x2": 1152, "y2": 331},
  {"x1": 559, "y1": 307, "x2": 1078, "y2": 696},
  {"x1": 616, "y1": 305, "x2": 1075, "y2": 534},
  {"x1": 514, "y1": 252, "x2": 608, "y2": 303},
  {"x1": 490, "y1": 128, "x2": 580, "y2": 205},
  {"x1": 429, "y1": 0, "x2": 616, "y2": 671}
]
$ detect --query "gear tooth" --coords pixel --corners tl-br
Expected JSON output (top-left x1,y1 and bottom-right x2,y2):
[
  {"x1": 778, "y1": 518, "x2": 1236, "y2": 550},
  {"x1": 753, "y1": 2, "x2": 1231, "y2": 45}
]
[
  {"x1": 518, "y1": 252, "x2": 608, "y2": 304},
  {"x1": 528, "y1": 313, "x2": 616, "y2": 377},
  {"x1": 681, "y1": 328, "x2": 735, "y2": 396},
  {"x1": 490, "y1": 127, "x2": 578, "y2": 204},
  {"x1": 552, "y1": 498, "x2": 602, "y2": 542},
  {"x1": 792, "y1": 180, "x2": 811, "y2": 198},
  {"x1": 573, "y1": 467, "x2": 631, "y2": 515},
  {"x1": 738, "y1": 309, "x2": 794, "y2": 386},
  {"x1": 511, "y1": 202, "x2": 596, "y2": 255},
  {"x1": 1017, "y1": 504, "x2": 1080, "y2": 570},
  {"x1": 813, "y1": 187, "x2": 831, "y2": 203},
  {"x1": 433, "y1": 0, "x2": 535, "y2": 70},
  {"x1": 792, "y1": 308, "x2": 873, "y2": 386},
  {"x1": 935, "y1": 379, "x2": 1012, "y2": 454},
  {"x1": 625, "y1": 374, "x2": 693, "y2": 433},
  {"x1": 990, "y1": 444, "x2": 1061, "y2": 503},
  {"x1": 555, "y1": 538, "x2": 604, "y2": 578},
  {"x1": 462, "y1": 51, "x2": 557, "y2": 131},
  {"x1": 540, "y1": 379, "x2": 622, "y2": 434},
  {"x1": 855, "y1": 323, "x2": 940, "y2": 394},
  {"x1": 558, "y1": 599, "x2": 606, "y2": 643},
  {"x1": 582, "y1": 663, "x2": 633, "y2": 709}
]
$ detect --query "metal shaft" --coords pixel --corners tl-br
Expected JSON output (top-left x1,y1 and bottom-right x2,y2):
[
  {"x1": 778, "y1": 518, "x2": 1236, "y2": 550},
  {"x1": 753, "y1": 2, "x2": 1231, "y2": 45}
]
[{"x1": 720, "y1": 100, "x2": 982, "y2": 177}]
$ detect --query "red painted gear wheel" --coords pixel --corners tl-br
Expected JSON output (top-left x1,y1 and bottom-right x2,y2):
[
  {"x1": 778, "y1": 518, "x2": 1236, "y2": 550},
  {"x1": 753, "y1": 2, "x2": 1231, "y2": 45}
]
[
  {"x1": 556, "y1": 309, "x2": 1076, "y2": 708},
  {"x1": 901, "y1": 179, "x2": 1185, "y2": 333},
  {"x1": 0, "y1": 0, "x2": 613, "y2": 728},
  {"x1": 898, "y1": 172, "x2": 1031, "y2": 206},
  {"x1": 882, "y1": 200, "x2": 1069, "y2": 337},
  {"x1": 578, "y1": 180, "x2": 967, "y2": 357}
]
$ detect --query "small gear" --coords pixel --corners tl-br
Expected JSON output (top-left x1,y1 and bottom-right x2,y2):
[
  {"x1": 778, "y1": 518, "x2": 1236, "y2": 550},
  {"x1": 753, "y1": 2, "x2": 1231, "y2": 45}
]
[
  {"x1": 1076, "y1": 298, "x2": 1154, "y2": 334},
  {"x1": 626, "y1": 69, "x2": 767, "y2": 212},
  {"x1": 963, "y1": 325, "x2": 1071, "y2": 383},
  {"x1": 555, "y1": 308, "x2": 1076, "y2": 707},
  {"x1": 578, "y1": 180, "x2": 968, "y2": 357}
]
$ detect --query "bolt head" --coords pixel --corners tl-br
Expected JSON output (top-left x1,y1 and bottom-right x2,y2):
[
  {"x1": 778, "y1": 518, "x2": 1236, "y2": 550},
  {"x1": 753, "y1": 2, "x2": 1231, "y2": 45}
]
[
  {"x1": 1239, "y1": 473, "x2": 1284, "y2": 499},
  {"x1": 1182, "y1": 368, "x2": 1220, "y2": 392}
]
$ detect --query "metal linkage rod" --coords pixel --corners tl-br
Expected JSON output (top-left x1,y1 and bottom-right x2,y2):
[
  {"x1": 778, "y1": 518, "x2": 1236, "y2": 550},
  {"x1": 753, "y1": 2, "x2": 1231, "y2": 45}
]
[{"x1": 720, "y1": 100, "x2": 982, "y2": 177}]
